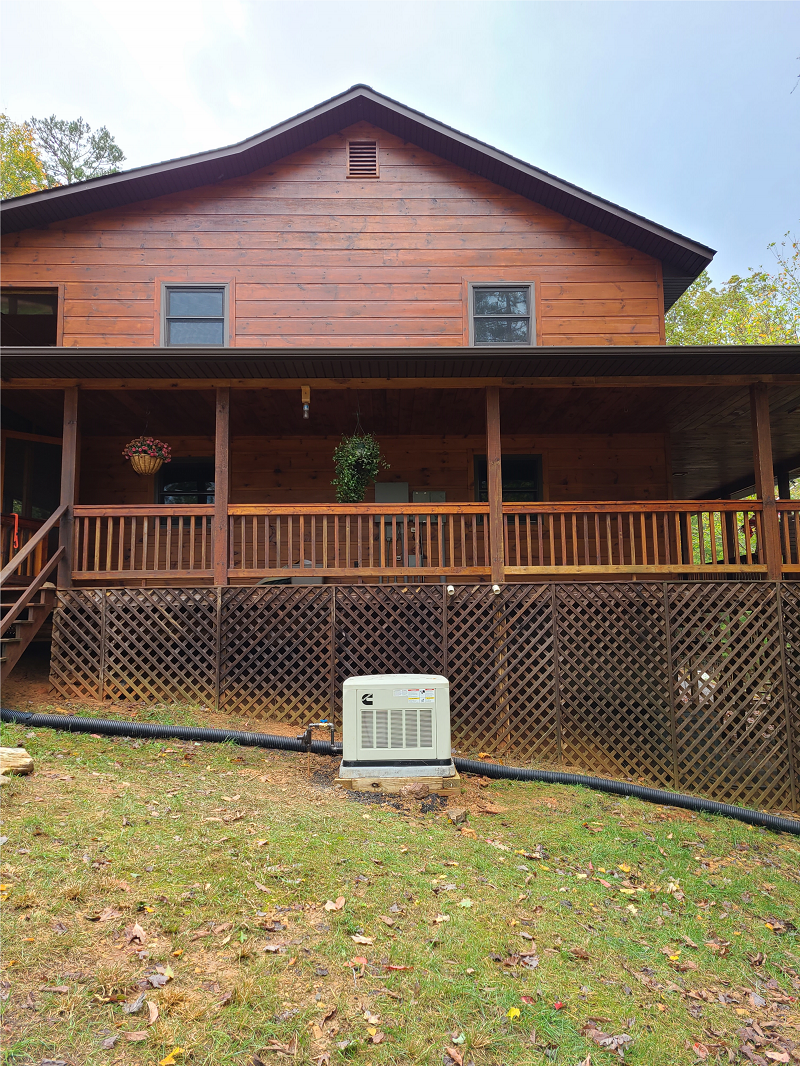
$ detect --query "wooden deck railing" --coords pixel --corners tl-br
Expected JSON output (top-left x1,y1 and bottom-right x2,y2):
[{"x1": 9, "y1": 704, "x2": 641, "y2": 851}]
[
  {"x1": 69, "y1": 499, "x2": 799, "y2": 581},
  {"x1": 503, "y1": 501, "x2": 767, "y2": 574},
  {"x1": 72, "y1": 505, "x2": 214, "y2": 578},
  {"x1": 228, "y1": 504, "x2": 491, "y2": 577}
]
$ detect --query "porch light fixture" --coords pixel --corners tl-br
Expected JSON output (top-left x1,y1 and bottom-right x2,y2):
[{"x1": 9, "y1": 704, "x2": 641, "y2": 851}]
[{"x1": 301, "y1": 385, "x2": 311, "y2": 419}]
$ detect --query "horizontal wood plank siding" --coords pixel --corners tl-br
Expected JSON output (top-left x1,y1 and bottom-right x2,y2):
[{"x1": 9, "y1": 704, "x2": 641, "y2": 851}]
[
  {"x1": 79, "y1": 432, "x2": 669, "y2": 507},
  {"x1": 2, "y1": 122, "x2": 663, "y2": 348}
]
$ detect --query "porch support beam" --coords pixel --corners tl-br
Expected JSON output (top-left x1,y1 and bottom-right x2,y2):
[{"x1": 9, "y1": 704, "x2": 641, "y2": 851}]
[
  {"x1": 57, "y1": 386, "x2": 79, "y2": 589},
  {"x1": 5, "y1": 375, "x2": 800, "y2": 391},
  {"x1": 750, "y1": 382, "x2": 782, "y2": 580},
  {"x1": 213, "y1": 387, "x2": 230, "y2": 586},
  {"x1": 485, "y1": 386, "x2": 504, "y2": 585}
]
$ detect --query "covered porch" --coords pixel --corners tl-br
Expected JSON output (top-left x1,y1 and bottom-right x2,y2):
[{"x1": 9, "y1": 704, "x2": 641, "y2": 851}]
[{"x1": 3, "y1": 360, "x2": 800, "y2": 588}]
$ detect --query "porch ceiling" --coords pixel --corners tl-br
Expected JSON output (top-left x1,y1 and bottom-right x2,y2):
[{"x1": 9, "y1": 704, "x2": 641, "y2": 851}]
[{"x1": 4, "y1": 383, "x2": 799, "y2": 500}]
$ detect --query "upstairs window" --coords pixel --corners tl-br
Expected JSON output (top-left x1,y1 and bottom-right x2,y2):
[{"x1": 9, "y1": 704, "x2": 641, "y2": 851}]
[
  {"x1": 1, "y1": 289, "x2": 58, "y2": 346},
  {"x1": 347, "y1": 140, "x2": 379, "y2": 178},
  {"x1": 163, "y1": 285, "x2": 227, "y2": 346},
  {"x1": 471, "y1": 284, "x2": 533, "y2": 345}
]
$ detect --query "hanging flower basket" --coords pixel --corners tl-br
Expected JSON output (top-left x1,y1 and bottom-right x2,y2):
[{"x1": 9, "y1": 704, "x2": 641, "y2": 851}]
[
  {"x1": 122, "y1": 436, "x2": 172, "y2": 476},
  {"x1": 331, "y1": 432, "x2": 389, "y2": 503}
]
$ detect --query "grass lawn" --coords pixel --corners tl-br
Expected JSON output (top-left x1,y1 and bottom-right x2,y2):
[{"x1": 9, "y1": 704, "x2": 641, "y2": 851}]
[{"x1": 1, "y1": 699, "x2": 799, "y2": 1066}]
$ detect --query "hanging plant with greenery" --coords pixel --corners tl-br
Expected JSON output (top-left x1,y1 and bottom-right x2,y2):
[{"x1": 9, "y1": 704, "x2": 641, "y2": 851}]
[{"x1": 331, "y1": 432, "x2": 389, "y2": 503}]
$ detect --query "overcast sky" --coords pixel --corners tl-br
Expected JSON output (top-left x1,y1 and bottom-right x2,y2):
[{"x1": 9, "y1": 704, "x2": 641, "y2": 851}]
[{"x1": 2, "y1": 0, "x2": 798, "y2": 281}]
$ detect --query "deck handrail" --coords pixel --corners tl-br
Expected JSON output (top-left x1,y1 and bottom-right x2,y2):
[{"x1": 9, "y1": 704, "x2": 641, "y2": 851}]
[
  {"x1": 67, "y1": 500, "x2": 787, "y2": 579},
  {"x1": 0, "y1": 504, "x2": 66, "y2": 586}
]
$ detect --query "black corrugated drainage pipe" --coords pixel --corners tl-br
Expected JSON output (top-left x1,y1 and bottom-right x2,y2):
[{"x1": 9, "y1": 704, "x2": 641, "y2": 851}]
[
  {"x1": 0, "y1": 709, "x2": 339, "y2": 756},
  {"x1": 3, "y1": 708, "x2": 799, "y2": 836}
]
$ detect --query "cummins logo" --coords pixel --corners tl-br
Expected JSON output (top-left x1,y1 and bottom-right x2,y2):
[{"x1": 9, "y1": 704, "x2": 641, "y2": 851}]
[{"x1": 361, "y1": 693, "x2": 373, "y2": 706}]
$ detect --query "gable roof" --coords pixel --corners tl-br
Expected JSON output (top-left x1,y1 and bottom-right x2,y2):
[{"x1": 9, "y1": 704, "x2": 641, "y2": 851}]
[{"x1": 0, "y1": 84, "x2": 714, "y2": 308}]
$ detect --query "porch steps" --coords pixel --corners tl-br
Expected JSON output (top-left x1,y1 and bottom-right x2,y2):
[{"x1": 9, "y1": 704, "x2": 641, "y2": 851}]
[{"x1": 0, "y1": 584, "x2": 57, "y2": 683}]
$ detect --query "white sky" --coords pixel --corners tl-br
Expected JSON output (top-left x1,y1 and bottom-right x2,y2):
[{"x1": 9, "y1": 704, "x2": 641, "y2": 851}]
[{"x1": 1, "y1": 0, "x2": 798, "y2": 281}]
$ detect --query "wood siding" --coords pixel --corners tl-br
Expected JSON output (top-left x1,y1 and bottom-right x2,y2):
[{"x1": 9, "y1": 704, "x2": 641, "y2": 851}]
[
  {"x1": 79, "y1": 433, "x2": 669, "y2": 507},
  {"x1": 2, "y1": 123, "x2": 665, "y2": 348}
]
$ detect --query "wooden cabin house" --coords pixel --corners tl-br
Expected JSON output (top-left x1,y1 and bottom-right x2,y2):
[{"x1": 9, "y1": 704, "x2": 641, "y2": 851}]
[{"x1": 2, "y1": 86, "x2": 799, "y2": 809}]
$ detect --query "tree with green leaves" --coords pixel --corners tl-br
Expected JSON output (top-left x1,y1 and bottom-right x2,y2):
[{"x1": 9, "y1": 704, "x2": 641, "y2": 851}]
[
  {"x1": 0, "y1": 113, "x2": 47, "y2": 198},
  {"x1": 27, "y1": 115, "x2": 125, "y2": 187},
  {"x1": 666, "y1": 231, "x2": 800, "y2": 345}
]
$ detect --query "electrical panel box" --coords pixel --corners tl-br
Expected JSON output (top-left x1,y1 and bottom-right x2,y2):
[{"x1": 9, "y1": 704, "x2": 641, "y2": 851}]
[{"x1": 340, "y1": 673, "x2": 454, "y2": 779}]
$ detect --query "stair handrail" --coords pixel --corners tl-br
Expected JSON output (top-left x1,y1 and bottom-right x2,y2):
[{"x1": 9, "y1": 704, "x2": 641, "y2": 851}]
[
  {"x1": 0, "y1": 545, "x2": 64, "y2": 638},
  {"x1": 0, "y1": 503, "x2": 66, "y2": 587}
]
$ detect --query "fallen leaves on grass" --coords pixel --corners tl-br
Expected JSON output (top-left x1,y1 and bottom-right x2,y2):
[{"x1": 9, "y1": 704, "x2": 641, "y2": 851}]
[
  {"x1": 124, "y1": 921, "x2": 146, "y2": 944},
  {"x1": 158, "y1": 1049, "x2": 185, "y2": 1066},
  {"x1": 146, "y1": 963, "x2": 174, "y2": 988},
  {"x1": 122, "y1": 992, "x2": 146, "y2": 1014},
  {"x1": 581, "y1": 1021, "x2": 633, "y2": 1059},
  {"x1": 124, "y1": 1030, "x2": 149, "y2": 1042},
  {"x1": 261, "y1": 1034, "x2": 299, "y2": 1057},
  {"x1": 85, "y1": 905, "x2": 122, "y2": 922},
  {"x1": 351, "y1": 934, "x2": 374, "y2": 944},
  {"x1": 763, "y1": 917, "x2": 796, "y2": 935},
  {"x1": 324, "y1": 896, "x2": 345, "y2": 911}
]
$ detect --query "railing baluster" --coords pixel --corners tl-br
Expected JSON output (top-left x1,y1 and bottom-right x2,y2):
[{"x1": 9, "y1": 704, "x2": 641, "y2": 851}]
[
  {"x1": 106, "y1": 516, "x2": 113, "y2": 572},
  {"x1": 616, "y1": 514, "x2": 624, "y2": 565},
  {"x1": 81, "y1": 516, "x2": 90, "y2": 572}
]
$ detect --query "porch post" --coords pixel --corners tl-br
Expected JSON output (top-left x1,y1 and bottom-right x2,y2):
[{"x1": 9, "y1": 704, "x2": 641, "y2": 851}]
[
  {"x1": 214, "y1": 387, "x2": 230, "y2": 586},
  {"x1": 57, "y1": 386, "x2": 79, "y2": 589},
  {"x1": 749, "y1": 383, "x2": 781, "y2": 580},
  {"x1": 485, "y1": 386, "x2": 504, "y2": 585}
]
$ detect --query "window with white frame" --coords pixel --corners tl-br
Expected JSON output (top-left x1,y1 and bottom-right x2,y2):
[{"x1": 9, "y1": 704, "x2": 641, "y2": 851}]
[
  {"x1": 163, "y1": 285, "x2": 227, "y2": 346},
  {"x1": 470, "y1": 284, "x2": 533, "y2": 345}
]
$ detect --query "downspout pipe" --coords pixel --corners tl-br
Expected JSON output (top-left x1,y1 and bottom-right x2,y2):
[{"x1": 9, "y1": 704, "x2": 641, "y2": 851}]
[{"x1": 2, "y1": 709, "x2": 799, "y2": 836}]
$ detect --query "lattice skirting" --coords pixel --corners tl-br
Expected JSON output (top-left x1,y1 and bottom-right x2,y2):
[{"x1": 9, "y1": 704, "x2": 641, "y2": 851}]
[{"x1": 49, "y1": 582, "x2": 800, "y2": 811}]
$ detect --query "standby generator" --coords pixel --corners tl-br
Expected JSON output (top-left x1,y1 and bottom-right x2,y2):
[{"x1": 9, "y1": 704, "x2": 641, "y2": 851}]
[{"x1": 337, "y1": 673, "x2": 458, "y2": 792}]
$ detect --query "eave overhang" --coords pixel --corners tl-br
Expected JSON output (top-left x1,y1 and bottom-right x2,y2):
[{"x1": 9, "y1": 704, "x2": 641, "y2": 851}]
[
  {"x1": 0, "y1": 86, "x2": 714, "y2": 309},
  {"x1": 3, "y1": 344, "x2": 798, "y2": 384}
]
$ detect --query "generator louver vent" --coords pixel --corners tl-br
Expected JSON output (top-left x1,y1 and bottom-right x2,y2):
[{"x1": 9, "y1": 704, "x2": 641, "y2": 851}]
[
  {"x1": 360, "y1": 707, "x2": 433, "y2": 749},
  {"x1": 347, "y1": 140, "x2": 379, "y2": 178}
]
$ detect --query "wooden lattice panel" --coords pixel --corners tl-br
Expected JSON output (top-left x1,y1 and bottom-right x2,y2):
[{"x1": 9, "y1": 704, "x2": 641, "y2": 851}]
[
  {"x1": 555, "y1": 583, "x2": 675, "y2": 786},
  {"x1": 50, "y1": 590, "x2": 103, "y2": 700},
  {"x1": 102, "y1": 588, "x2": 218, "y2": 704},
  {"x1": 220, "y1": 587, "x2": 334, "y2": 723},
  {"x1": 780, "y1": 584, "x2": 800, "y2": 806},
  {"x1": 667, "y1": 582, "x2": 793, "y2": 810},
  {"x1": 334, "y1": 585, "x2": 445, "y2": 720},
  {"x1": 447, "y1": 585, "x2": 559, "y2": 760}
]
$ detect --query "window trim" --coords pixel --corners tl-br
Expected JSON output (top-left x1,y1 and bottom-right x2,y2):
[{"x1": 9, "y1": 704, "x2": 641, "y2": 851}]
[
  {"x1": 468, "y1": 282, "x2": 535, "y2": 347},
  {"x1": 160, "y1": 283, "x2": 230, "y2": 347}
]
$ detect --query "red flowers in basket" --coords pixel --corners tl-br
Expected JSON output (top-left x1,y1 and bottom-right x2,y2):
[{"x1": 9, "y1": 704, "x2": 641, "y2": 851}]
[{"x1": 122, "y1": 436, "x2": 172, "y2": 462}]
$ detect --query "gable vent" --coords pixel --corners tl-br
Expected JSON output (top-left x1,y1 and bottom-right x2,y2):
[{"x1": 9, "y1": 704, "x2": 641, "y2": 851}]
[{"x1": 347, "y1": 140, "x2": 379, "y2": 178}]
